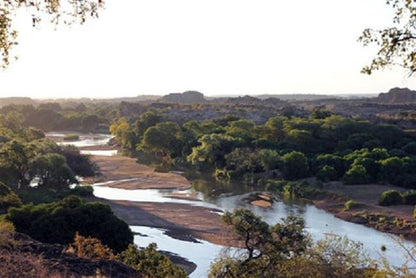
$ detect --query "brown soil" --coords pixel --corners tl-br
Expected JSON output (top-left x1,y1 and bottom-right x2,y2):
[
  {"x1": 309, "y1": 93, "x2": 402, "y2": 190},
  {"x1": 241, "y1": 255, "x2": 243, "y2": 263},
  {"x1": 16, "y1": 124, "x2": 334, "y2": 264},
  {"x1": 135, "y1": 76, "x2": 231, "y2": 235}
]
[
  {"x1": 313, "y1": 182, "x2": 416, "y2": 240},
  {"x1": 89, "y1": 155, "x2": 191, "y2": 190},
  {"x1": 86, "y1": 154, "x2": 241, "y2": 247},
  {"x1": 91, "y1": 197, "x2": 240, "y2": 247}
]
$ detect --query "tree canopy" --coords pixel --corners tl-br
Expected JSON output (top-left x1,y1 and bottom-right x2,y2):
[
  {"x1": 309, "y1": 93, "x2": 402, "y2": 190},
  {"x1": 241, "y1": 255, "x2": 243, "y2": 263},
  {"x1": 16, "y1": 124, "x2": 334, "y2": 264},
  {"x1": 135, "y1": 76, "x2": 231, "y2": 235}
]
[
  {"x1": 359, "y1": 0, "x2": 416, "y2": 75},
  {"x1": 0, "y1": 0, "x2": 103, "y2": 68}
]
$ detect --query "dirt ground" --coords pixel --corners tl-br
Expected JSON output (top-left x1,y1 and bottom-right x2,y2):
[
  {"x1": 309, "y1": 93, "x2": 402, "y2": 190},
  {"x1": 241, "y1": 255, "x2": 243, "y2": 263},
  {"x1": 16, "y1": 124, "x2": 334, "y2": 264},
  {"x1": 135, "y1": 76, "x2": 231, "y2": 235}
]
[
  {"x1": 322, "y1": 181, "x2": 414, "y2": 219},
  {"x1": 313, "y1": 181, "x2": 416, "y2": 240},
  {"x1": 86, "y1": 152, "x2": 240, "y2": 247},
  {"x1": 89, "y1": 155, "x2": 192, "y2": 190}
]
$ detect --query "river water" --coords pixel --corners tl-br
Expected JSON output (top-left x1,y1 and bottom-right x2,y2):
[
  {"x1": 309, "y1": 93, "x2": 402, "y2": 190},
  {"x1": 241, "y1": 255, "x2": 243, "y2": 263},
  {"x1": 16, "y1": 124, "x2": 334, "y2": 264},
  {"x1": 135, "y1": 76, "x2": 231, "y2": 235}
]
[{"x1": 52, "y1": 133, "x2": 415, "y2": 278}]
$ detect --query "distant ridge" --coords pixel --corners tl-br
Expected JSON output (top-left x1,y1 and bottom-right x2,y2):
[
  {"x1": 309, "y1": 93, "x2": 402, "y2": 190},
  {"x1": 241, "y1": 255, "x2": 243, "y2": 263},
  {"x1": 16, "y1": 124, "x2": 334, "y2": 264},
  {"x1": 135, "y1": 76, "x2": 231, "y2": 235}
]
[
  {"x1": 375, "y1": 87, "x2": 416, "y2": 103},
  {"x1": 0, "y1": 97, "x2": 36, "y2": 107},
  {"x1": 161, "y1": 91, "x2": 206, "y2": 103}
]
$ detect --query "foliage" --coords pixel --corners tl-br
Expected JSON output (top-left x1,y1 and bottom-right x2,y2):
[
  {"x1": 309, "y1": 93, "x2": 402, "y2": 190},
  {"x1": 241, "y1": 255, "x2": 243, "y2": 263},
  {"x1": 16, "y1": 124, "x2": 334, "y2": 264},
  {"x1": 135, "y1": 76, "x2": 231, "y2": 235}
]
[
  {"x1": 379, "y1": 189, "x2": 403, "y2": 206},
  {"x1": 402, "y1": 190, "x2": 416, "y2": 205},
  {"x1": 0, "y1": 0, "x2": 103, "y2": 68},
  {"x1": 344, "y1": 200, "x2": 359, "y2": 211},
  {"x1": 316, "y1": 165, "x2": 338, "y2": 181},
  {"x1": 0, "y1": 182, "x2": 21, "y2": 213},
  {"x1": 281, "y1": 151, "x2": 309, "y2": 180},
  {"x1": 359, "y1": 0, "x2": 416, "y2": 75},
  {"x1": 29, "y1": 153, "x2": 77, "y2": 190},
  {"x1": 6, "y1": 196, "x2": 133, "y2": 252},
  {"x1": 344, "y1": 165, "x2": 369, "y2": 185},
  {"x1": 70, "y1": 232, "x2": 114, "y2": 260},
  {"x1": 209, "y1": 209, "x2": 308, "y2": 278},
  {"x1": 117, "y1": 243, "x2": 188, "y2": 278},
  {"x1": 63, "y1": 134, "x2": 80, "y2": 141},
  {"x1": 282, "y1": 181, "x2": 323, "y2": 199}
]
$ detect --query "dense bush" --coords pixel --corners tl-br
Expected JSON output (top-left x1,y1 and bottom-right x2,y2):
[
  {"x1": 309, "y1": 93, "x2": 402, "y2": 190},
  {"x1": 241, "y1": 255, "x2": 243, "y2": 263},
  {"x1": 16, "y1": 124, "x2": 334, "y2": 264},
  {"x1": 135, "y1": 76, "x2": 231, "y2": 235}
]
[
  {"x1": 402, "y1": 190, "x2": 416, "y2": 205},
  {"x1": 63, "y1": 134, "x2": 80, "y2": 141},
  {"x1": 378, "y1": 190, "x2": 403, "y2": 206},
  {"x1": 282, "y1": 181, "x2": 323, "y2": 199},
  {"x1": 343, "y1": 165, "x2": 368, "y2": 185},
  {"x1": 316, "y1": 165, "x2": 338, "y2": 181},
  {"x1": 0, "y1": 182, "x2": 22, "y2": 213},
  {"x1": 6, "y1": 196, "x2": 133, "y2": 252},
  {"x1": 117, "y1": 243, "x2": 187, "y2": 278},
  {"x1": 344, "y1": 200, "x2": 359, "y2": 211},
  {"x1": 281, "y1": 151, "x2": 309, "y2": 180}
]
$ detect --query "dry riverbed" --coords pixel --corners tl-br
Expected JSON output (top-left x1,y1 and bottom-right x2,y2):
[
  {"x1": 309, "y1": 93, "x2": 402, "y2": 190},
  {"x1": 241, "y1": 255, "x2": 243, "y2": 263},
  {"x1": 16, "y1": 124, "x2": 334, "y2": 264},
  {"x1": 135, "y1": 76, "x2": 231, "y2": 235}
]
[
  {"x1": 314, "y1": 181, "x2": 416, "y2": 241},
  {"x1": 86, "y1": 153, "x2": 240, "y2": 247}
]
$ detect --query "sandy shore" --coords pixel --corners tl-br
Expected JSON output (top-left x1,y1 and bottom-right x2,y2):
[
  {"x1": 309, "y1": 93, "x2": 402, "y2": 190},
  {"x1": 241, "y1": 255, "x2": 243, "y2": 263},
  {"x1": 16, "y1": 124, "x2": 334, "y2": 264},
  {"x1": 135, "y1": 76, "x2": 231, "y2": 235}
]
[
  {"x1": 86, "y1": 151, "x2": 240, "y2": 248},
  {"x1": 90, "y1": 155, "x2": 192, "y2": 190},
  {"x1": 313, "y1": 182, "x2": 416, "y2": 241}
]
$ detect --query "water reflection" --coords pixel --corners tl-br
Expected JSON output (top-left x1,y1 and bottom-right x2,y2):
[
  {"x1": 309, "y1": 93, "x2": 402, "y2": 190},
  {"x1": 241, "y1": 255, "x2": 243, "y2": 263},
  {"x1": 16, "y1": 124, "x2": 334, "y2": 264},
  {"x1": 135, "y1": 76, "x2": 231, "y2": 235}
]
[
  {"x1": 131, "y1": 226, "x2": 225, "y2": 278},
  {"x1": 93, "y1": 184, "x2": 415, "y2": 269}
]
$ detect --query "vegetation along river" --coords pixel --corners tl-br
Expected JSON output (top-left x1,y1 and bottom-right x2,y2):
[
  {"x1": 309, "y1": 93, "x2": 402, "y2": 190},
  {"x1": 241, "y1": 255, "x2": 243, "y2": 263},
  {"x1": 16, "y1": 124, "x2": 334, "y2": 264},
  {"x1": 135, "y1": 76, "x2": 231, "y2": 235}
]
[{"x1": 54, "y1": 132, "x2": 415, "y2": 278}]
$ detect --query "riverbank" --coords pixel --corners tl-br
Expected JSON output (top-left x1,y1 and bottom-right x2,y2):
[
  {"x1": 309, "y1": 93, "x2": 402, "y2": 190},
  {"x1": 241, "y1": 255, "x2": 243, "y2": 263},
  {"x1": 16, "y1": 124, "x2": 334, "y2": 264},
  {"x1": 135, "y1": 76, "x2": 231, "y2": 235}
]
[
  {"x1": 85, "y1": 153, "x2": 240, "y2": 248},
  {"x1": 313, "y1": 182, "x2": 416, "y2": 241}
]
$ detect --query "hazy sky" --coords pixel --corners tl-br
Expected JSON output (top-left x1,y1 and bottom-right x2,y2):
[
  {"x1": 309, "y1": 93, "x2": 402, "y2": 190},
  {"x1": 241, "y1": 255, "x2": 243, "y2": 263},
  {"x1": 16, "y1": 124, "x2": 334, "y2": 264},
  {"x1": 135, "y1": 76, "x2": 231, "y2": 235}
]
[{"x1": 1, "y1": 0, "x2": 416, "y2": 99}]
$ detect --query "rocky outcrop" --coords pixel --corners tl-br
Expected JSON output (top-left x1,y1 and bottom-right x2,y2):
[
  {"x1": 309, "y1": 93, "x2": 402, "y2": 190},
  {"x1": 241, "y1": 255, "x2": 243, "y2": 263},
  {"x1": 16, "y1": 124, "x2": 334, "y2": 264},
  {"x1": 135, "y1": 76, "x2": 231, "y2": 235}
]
[
  {"x1": 161, "y1": 91, "x2": 206, "y2": 103},
  {"x1": 376, "y1": 87, "x2": 416, "y2": 103},
  {"x1": 0, "y1": 232, "x2": 140, "y2": 278}
]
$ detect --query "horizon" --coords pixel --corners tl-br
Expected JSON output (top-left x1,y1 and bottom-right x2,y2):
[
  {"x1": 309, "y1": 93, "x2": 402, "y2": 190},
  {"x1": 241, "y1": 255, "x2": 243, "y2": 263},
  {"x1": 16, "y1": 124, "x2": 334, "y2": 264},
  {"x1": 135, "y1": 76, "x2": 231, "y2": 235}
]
[{"x1": 1, "y1": 0, "x2": 416, "y2": 98}]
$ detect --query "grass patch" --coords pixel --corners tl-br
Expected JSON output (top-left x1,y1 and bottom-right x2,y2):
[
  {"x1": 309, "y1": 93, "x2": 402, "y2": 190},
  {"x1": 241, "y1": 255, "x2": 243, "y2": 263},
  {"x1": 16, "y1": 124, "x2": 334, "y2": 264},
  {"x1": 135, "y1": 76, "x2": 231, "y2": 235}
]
[{"x1": 63, "y1": 134, "x2": 80, "y2": 141}]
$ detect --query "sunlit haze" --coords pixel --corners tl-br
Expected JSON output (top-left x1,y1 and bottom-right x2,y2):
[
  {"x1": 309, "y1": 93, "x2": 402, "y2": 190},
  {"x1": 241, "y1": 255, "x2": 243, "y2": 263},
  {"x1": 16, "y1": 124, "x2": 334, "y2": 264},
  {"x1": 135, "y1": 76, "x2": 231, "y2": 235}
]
[{"x1": 2, "y1": 0, "x2": 416, "y2": 99}]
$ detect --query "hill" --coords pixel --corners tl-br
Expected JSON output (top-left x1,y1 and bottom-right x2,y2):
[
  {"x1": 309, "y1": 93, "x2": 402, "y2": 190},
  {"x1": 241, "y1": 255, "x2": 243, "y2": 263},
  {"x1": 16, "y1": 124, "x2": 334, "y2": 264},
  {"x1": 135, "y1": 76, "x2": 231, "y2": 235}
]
[{"x1": 375, "y1": 87, "x2": 416, "y2": 103}]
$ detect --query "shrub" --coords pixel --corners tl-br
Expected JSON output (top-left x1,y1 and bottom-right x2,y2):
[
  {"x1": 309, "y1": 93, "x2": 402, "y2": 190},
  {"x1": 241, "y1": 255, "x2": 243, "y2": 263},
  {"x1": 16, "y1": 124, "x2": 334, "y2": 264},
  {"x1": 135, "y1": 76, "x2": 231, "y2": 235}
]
[
  {"x1": 70, "y1": 232, "x2": 114, "y2": 260},
  {"x1": 343, "y1": 165, "x2": 368, "y2": 185},
  {"x1": 344, "y1": 200, "x2": 359, "y2": 211},
  {"x1": 117, "y1": 243, "x2": 187, "y2": 278},
  {"x1": 403, "y1": 190, "x2": 416, "y2": 205},
  {"x1": 71, "y1": 185, "x2": 94, "y2": 197},
  {"x1": 6, "y1": 196, "x2": 133, "y2": 252},
  {"x1": 316, "y1": 165, "x2": 338, "y2": 181},
  {"x1": 0, "y1": 182, "x2": 22, "y2": 213},
  {"x1": 283, "y1": 181, "x2": 322, "y2": 199},
  {"x1": 378, "y1": 190, "x2": 403, "y2": 206},
  {"x1": 281, "y1": 151, "x2": 309, "y2": 180},
  {"x1": 63, "y1": 134, "x2": 80, "y2": 141}
]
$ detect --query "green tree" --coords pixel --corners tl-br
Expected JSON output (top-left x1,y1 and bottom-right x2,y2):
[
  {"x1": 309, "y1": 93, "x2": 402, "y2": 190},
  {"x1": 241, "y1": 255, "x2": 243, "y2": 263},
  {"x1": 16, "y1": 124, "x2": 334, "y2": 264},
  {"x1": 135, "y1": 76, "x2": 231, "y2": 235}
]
[
  {"x1": 379, "y1": 156, "x2": 405, "y2": 183},
  {"x1": 135, "y1": 110, "x2": 162, "y2": 137},
  {"x1": 188, "y1": 134, "x2": 243, "y2": 169},
  {"x1": 344, "y1": 164, "x2": 369, "y2": 185},
  {"x1": 258, "y1": 149, "x2": 280, "y2": 171},
  {"x1": 209, "y1": 209, "x2": 308, "y2": 278},
  {"x1": 359, "y1": 0, "x2": 416, "y2": 74},
  {"x1": 117, "y1": 243, "x2": 187, "y2": 278},
  {"x1": 0, "y1": 181, "x2": 21, "y2": 213},
  {"x1": 0, "y1": 0, "x2": 103, "y2": 68},
  {"x1": 7, "y1": 196, "x2": 133, "y2": 253},
  {"x1": 140, "y1": 121, "x2": 183, "y2": 158},
  {"x1": 281, "y1": 151, "x2": 309, "y2": 180},
  {"x1": 379, "y1": 189, "x2": 403, "y2": 206},
  {"x1": 29, "y1": 153, "x2": 77, "y2": 190},
  {"x1": 0, "y1": 140, "x2": 29, "y2": 187}
]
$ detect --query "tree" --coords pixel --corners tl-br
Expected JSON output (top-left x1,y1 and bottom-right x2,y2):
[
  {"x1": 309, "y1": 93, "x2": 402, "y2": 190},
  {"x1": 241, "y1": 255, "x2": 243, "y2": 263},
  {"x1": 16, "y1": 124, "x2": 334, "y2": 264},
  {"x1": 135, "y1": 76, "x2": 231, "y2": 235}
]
[
  {"x1": 0, "y1": 0, "x2": 103, "y2": 68},
  {"x1": 117, "y1": 243, "x2": 187, "y2": 278},
  {"x1": 7, "y1": 195, "x2": 133, "y2": 253},
  {"x1": 359, "y1": 0, "x2": 416, "y2": 75},
  {"x1": 344, "y1": 164, "x2": 369, "y2": 185},
  {"x1": 281, "y1": 151, "x2": 309, "y2": 180},
  {"x1": 209, "y1": 209, "x2": 308, "y2": 278},
  {"x1": 28, "y1": 153, "x2": 77, "y2": 190},
  {"x1": 140, "y1": 121, "x2": 183, "y2": 158}
]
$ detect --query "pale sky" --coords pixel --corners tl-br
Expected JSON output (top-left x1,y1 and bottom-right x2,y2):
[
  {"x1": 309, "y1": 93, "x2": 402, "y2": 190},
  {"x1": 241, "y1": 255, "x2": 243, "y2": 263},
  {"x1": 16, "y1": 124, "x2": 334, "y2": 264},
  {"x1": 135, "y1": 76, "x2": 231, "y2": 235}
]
[{"x1": 1, "y1": 0, "x2": 416, "y2": 99}]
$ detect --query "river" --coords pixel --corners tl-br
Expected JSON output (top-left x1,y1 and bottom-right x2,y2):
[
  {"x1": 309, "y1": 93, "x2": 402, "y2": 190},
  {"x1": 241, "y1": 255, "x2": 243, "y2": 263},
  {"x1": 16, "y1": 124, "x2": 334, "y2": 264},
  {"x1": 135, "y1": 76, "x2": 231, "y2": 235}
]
[{"x1": 52, "y1": 132, "x2": 415, "y2": 278}]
